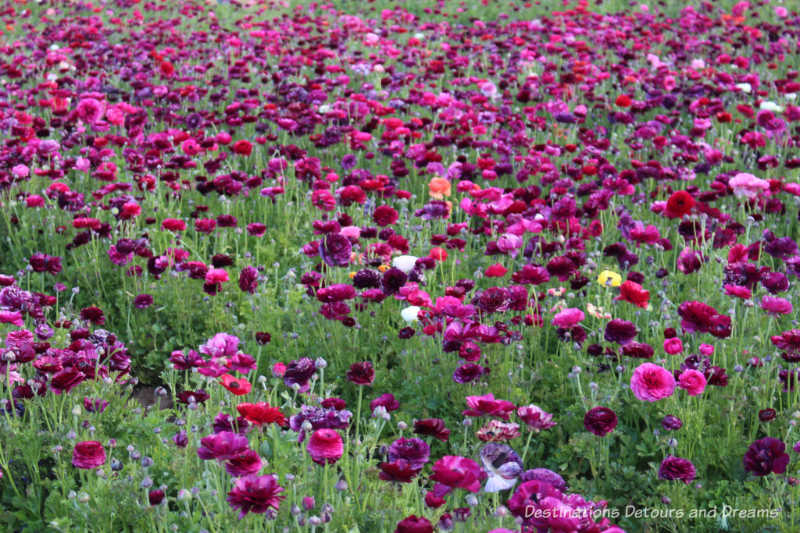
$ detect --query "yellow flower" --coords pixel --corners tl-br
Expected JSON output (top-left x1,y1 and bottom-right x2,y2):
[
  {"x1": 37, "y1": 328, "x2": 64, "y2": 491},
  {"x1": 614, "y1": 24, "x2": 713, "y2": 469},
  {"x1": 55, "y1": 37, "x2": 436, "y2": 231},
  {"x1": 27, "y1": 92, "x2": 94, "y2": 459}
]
[
  {"x1": 597, "y1": 270, "x2": 622, "y2": 288},
  {"x1": 349, "y1": 272, "x2": 357, "y2": 279},
  {"x1": 377, "y1": 264, "x2": 390, "y2": 273}
]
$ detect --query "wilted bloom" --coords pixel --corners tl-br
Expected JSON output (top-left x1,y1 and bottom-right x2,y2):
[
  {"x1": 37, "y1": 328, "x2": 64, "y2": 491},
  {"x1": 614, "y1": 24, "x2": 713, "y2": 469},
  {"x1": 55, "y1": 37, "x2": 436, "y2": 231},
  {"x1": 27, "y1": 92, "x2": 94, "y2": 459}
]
[
  {"x1": 307, "y1": 429, "x2": 343, "y2": 465},
  {"x1": 631, "y1": 363, "x2": 676, "y2": 402},
  {"x1": 480, "y1": 443, "x2": 523, "y2": 493},
  {"x1": 583, "y1": 407, "x2": 618, "y2": 437},
  {"x1": 72, "y1": 441, "x2": 106, "y2": 469},
  {"x1": 227, "y1": 474, "x2": 284, "y2": 519},
  {"x1": 659, "y1": 456, "x2": 696, "y2": 484}
]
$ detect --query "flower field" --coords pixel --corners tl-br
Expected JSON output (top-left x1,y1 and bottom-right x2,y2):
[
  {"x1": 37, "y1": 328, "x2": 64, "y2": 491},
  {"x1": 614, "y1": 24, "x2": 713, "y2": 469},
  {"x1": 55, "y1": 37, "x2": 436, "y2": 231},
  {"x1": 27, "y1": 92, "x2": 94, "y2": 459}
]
[{"x1": 0, "y1": 0, "x2": 799, "y2": 531}]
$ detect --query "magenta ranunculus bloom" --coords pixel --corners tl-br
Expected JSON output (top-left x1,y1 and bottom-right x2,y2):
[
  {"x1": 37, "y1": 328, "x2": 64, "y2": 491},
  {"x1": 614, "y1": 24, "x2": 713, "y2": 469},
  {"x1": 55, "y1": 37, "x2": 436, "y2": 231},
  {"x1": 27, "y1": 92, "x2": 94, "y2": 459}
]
[
  {"x1": 658, "y1": 456, "x2": 696, "y2": 484},
  {"x1": 224, "y1": 450, "x2": 263, "y2": 477},
  {"x1": 197, "y1": 431, "x2": 249, "y2": 461},
  {"x1": 678, "y1": 369, "x2": 707, "y2": 396},
  {"x1": 630, "y1": 363, "x2": 676, "y2": 402},
  {"x1": 72, "y1": 441, "x2": 106, "y2": 469},
  {"x1": 307, "y1": 429, "x2": 343, "y2": 465},
  {"x1": 429, "y1": 455, "x2": 486, "y2": 493},
  {"x1": 463, "y1": 393, "x2": 515, "y2": 420},
  {"x1": 226, "y1": 473, "x2": 285, "y2": 519},
  {"x1": 663, "y1": 337, "x2": 683, "y2": 355},
  {"x1": 551, "y1": 308, "x2": 585, "y2": 328}
]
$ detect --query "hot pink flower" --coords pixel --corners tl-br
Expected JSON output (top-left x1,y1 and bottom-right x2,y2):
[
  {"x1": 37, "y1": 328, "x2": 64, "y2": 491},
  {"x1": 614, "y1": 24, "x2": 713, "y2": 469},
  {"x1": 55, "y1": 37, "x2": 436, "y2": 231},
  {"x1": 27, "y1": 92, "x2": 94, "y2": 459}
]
[
  {"x1": 760, "y1": 296, "x2": 792, "y2": 316},
  {"x1": 551, "y1": 308, "x2": 585, "y2": 328},
  {"x1": 430, "y1": 455, "x2": 486, "y2": 493},
  {"x1": 307, "y1": 429, "x2": 343, "y2": 465},
  {"x1": 630, "y1": 363, "x2": 676, "y2": 402},
  {"x1": 463, "y1": 393, "x2": 515, "y2": 420},
  {"x1": 663, "y1": 338, "x2": 683, "y2": 355},
  {"x1": 226, "y1": 474, "x2": 284, "y2": 519},
  {"x1": 678, "y1": 369, "x2": 707, "y2": 396}
]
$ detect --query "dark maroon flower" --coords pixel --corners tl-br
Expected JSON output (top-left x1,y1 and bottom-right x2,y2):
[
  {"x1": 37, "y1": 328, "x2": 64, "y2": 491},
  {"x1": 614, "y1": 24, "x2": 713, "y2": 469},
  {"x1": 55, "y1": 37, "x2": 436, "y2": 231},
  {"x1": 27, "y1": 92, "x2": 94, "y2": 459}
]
[
  {"x1": 743, "y1": 438, "x2": 790, "y2": 476},
  {"x1": 255, "y1": 332, "x2": 271, "y2": 345},
  {"x1": 133, "y1": 294, "x2": 153, "y2": 308},
  {"x1": 758, "y1": 409, "x2": 777, "y2": 423},
  {"x1": 176, "y1": 389, "x2": 209, "y2": 405},
  {"x1": 321, "y1": 233, "x2": 352, "y2": 267},
  {"x1": 50, "y1": 367, "x2": 85, "y2": 395},
  {"x1": 381, "y1": 268, "x2": 407, "y2": 294},
  {"x1": 316, "y1": 284, "x2": 356, "y2": 303},
  {"x1": 387, "y1": 438, "x2": 430, "y2": 470},
  {"x1": 283, "y1": 358, "x2": 317, "y2": 392},
  {"x1": 370, "y1": 392, "x2": 399, "y2": 412},
  {"x1": 414, "y1": 418, "x2": 450, "y2": 442},
  {"x1": 148, "y1": 489, "x2": 165, "y2": 506},
  {"x1": 238, "y1": 266, "x2": 259, "y2": 294},
  {"x1": 379, "y1": 460, "x2": 419, "y2": 483},
  {"x1": 346, "y1": 361, "x2": 375, "y2": 386},
  {"x1": 658, "y1": 456, "x2": 696, "y2": 484},
  {"x1": 453, "y1": 363, "x2": 488, "y2": 384},
  {"x1": 80, "y1": 306, "x2": 105, "y2": 325},
  {"x1": 352, "y1": 269, "x2": 381, "y2": 289},
  {"x1": 583, "y1": 407, "x2": 618, "y2": 437},
  {"x1": 395, "y1": 515, "x2": 433, "y2": 533},
  {"x1": 621, "y1": 342, "x2": 654, "y2": 359},
  {"x1": 604, "y1": 319, "x2": 637, "y2": 345}
]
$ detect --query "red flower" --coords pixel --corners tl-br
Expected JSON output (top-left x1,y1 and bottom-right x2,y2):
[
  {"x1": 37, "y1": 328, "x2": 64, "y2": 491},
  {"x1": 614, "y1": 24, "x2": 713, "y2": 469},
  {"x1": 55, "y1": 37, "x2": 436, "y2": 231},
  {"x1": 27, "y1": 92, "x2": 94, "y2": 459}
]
[
  {"x1": 665, "y1": 190, "x2": 695, "y2": 219},
  {"x1": 159, "y1": 61, "x2": 174, "y2": 77},
  {"x1": 615, "y1": 94, "x2": 632, "y2": 107},
  {"x1": 237, "y1": 402, "x2": 287, "y2": 427},
  {"x1": 373, "y1": 205, "x2": 399, "y2": 226},
  {"x1": 232, "y1": 139, "x2": 253, "y2": 156},
  {"x1": 220, "y1": 374, "x2": 252, "y2": 396},
  {"x1": 346, "y1": 361, "x2": 375, "y2": 386},
  {"x1": 617, "y1": 280, "x2": 650, "y2": 308},
  {"x1": 307, "y1": 429, "x2": 344, "y2": 465}
]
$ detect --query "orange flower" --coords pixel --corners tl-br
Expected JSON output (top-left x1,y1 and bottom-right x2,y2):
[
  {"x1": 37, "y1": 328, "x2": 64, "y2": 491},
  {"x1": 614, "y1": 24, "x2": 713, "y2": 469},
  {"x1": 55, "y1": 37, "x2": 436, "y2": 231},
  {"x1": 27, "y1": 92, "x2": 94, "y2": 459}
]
[
  {"x1": 428, "y1": 177, "x2": 451, "y2": 200},
  {"x1": 220, "y1": 374, "x2": 252, "y2": 396}
]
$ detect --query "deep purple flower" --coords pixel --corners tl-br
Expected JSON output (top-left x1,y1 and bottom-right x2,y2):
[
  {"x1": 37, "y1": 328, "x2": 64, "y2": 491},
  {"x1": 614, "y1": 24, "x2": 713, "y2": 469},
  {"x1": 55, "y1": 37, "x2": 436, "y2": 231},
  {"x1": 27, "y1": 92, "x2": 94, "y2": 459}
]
[
  {"x1": 658, "y1": 456, "x2": 696, "y2": 484},
  {"x1": 743, "y1": 438, "x2": 790, "y2": 476},
  {"x1": 320, "y1": 233, "x2": 352, "y2": 267},
  {"x1": 224, "y1": 449, "x2": 263, "y2": 477},
  {"x1": 133, "y1": 294, "x2": 153, "y2": 308},
  {"x1": 583, "y1": 406, "x2": 618, "y2": 437},
  {"x1": 661, "y1": 415, "x2": 683, "y2": 431},
  {"x1": 370, "y1": 392, "x2": 400, "y2": 412},
  {"x1": 604, "y1": 319, "x2": 638, "y2": 345},
  {"x1": 453, "y1": 363, "x2": 489, "y2": 384},
  {"x1": 283, "y1": 357, "x2": 317, "y2": 392},
  {"x1": 387, "y1": 438, "x2": 430, "y2": 470},
  {"x1": 238, "y1": 266, "x2": 259, "y2": 294}
]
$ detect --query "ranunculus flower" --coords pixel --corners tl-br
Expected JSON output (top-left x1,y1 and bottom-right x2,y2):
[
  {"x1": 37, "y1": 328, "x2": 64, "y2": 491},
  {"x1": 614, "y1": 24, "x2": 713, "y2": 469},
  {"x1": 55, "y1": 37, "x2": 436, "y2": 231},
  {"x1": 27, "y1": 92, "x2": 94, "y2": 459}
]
[
  {"x1": 516, "y1": 405, "x2": 556, "y2": 432},
  {"x1": 226, "y1": 474, "x2": 284, "y2": 519},
  {"x1": 583, "y1": 407, "x2": 618, "y2": 436},
  {"x1": 72, "y1": 441, "x2": 106, "y2": 469},
  {"x1": 395, "y1": 515, "x2": 434, "y2": 533},
  {"x1": 729, "y1": 172, "x2": 770, "y2": 199},
  {"x1": 197, "y1": 431, "x2": 249, "y2": 461},
  {"x1": 346, "y1": 361, "x2": 375, "y2": 385},
  {"x1": 743, "y1": 438, "x2": 790, "y2": 476},
  {"x1": 307, "y1": 429, "x2": 344, "y2": 465},
  {"x1": 677, "y1": 369, "x2": 706, "y2": 396},
  {"x1": 658, "y1": 456, "x2": 696, "y2": 484},
  {"x1": 463, "y1": 393, "x2": 515, "y2": 420},
  {"x1": 551, "y1": 308, "x2": 585, "y2": 328},
  {"x1": 663, "y1": 337, "x2": 683, "y2": 355},
  {"x1": 430, "y1": 455, "x2": 486, "y2": 493},
  {"x1": 630, "y1": 363, "x2": 676, "y2": 402}
]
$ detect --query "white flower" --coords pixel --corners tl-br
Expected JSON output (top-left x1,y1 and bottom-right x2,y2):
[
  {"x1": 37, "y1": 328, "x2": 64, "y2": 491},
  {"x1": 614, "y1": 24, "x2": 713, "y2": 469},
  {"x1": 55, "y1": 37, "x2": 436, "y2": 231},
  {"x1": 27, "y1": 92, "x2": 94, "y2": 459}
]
[
  {"x1": 735, "y1": 83, "x2": 752, "y2": 93},
  {"x1": 401, "y1": 306, "x2": 421, "y2": 323},
  {"x1": 760, "y1": 101, "x2": 784, "y2": 113},
  {"x1": 392, "y1": 255, "x2": 418, "y2": 274}
]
